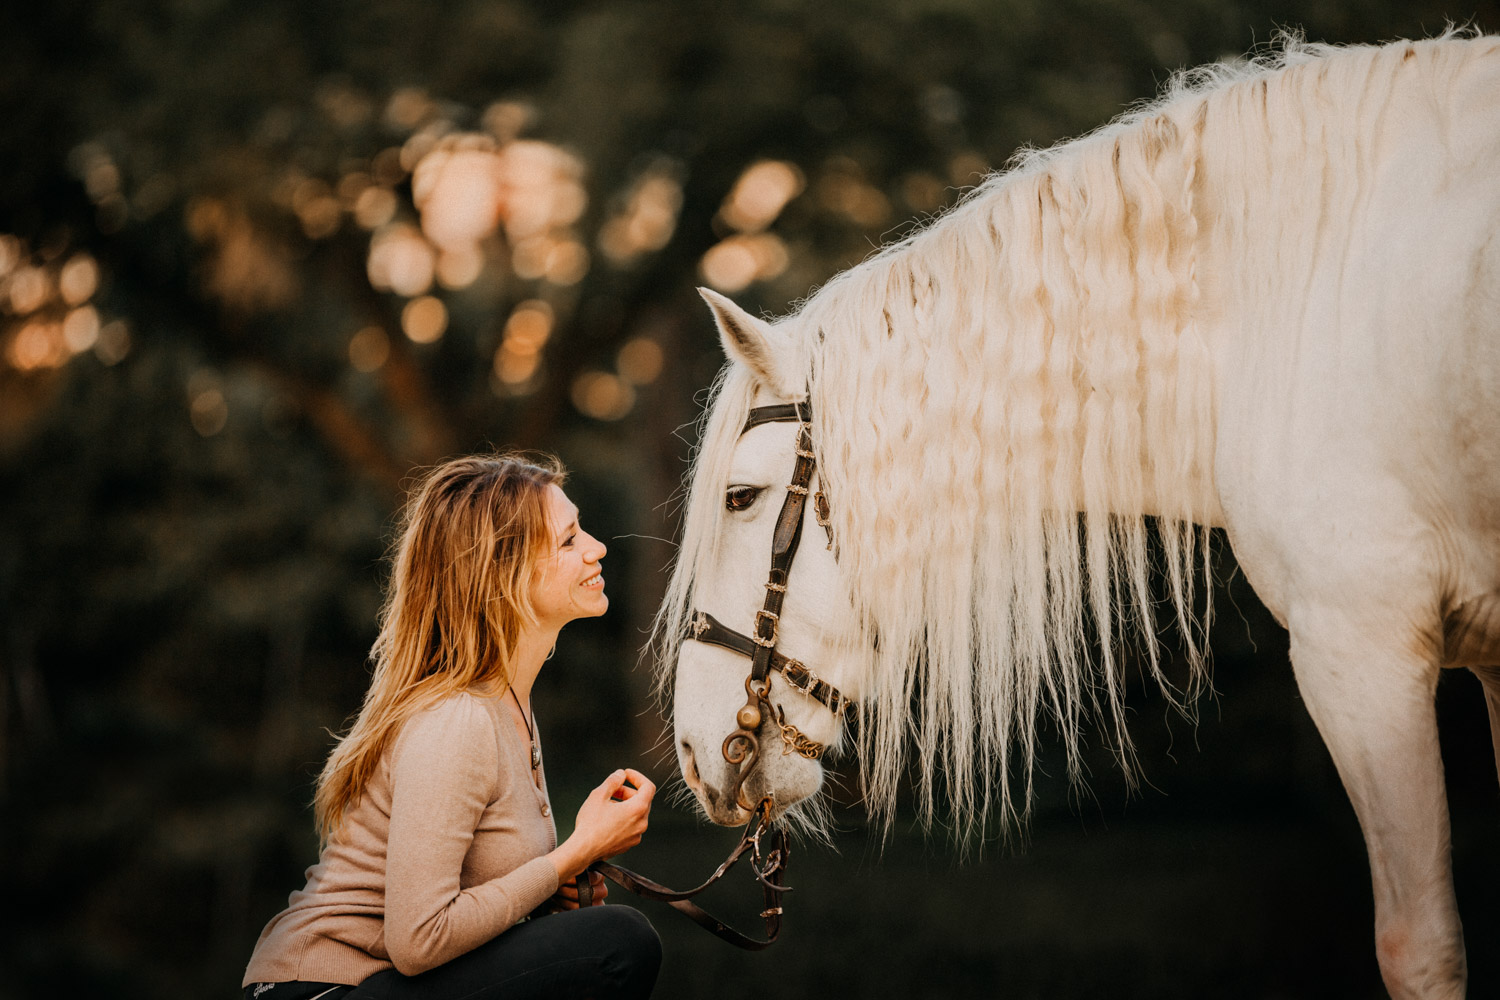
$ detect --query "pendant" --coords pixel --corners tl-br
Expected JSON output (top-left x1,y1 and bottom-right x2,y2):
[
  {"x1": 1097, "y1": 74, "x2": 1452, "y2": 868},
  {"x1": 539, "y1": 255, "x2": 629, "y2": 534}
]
[{"x1": 530, "y1": 743, "x2": 542, "y2": 769}]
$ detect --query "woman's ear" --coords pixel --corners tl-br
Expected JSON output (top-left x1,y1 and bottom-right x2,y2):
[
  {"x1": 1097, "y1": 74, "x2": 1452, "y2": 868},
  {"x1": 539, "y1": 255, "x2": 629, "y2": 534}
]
[{"x1": 699, "y1": 288, "x2": 802, "y2": 398}]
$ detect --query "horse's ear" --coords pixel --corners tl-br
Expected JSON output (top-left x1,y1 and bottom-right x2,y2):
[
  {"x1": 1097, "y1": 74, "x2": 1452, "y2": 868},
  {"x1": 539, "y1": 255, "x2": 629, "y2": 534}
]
[{"x1": 698, "y1": 288, "x2": 799, "y2": 397}]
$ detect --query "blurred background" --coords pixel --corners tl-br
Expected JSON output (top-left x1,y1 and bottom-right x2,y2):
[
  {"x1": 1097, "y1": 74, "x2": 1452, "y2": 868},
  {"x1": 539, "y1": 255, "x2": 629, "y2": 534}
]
[{"x1": 2, "y1": 2, "x2": 1498, "y2": 997}]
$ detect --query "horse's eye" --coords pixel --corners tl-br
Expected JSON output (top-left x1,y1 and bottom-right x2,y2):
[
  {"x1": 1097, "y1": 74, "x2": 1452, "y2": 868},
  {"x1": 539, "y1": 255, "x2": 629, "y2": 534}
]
[{"x1": 725, "y1": 486, "x2": 761, "y2": 511}]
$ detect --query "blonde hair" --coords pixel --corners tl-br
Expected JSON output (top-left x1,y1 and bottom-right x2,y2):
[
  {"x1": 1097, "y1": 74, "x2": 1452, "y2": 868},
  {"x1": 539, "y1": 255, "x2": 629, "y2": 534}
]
[{"x1": 314, "y1": 453, "x2": 565, "y2": 844}]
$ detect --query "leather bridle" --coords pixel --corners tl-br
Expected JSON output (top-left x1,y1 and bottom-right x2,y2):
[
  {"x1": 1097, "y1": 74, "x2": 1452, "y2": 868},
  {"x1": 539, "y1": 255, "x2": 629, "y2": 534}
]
[
  {"x1": 583, "y1": 401, "x2": 855, "y2": 951},
  {"x1": 684, "y1": 400, "x2": 856, "y2": 812}
]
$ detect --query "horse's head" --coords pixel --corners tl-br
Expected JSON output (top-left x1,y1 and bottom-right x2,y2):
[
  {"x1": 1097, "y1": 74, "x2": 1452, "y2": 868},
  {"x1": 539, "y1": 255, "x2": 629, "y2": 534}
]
[{"x1": 667, "y1": 289, "x2": 861, "y2": 827}]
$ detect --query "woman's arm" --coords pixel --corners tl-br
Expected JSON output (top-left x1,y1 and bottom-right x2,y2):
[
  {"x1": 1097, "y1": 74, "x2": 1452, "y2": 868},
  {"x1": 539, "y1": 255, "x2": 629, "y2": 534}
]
[{"x1": 383, "y1": 696, "x2": 560, "y2": 976}]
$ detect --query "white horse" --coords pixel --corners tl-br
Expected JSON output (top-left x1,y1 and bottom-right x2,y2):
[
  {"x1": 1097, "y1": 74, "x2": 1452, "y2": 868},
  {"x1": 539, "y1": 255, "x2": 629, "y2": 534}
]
[{"x1": 656, "y1": 34, "x2": 1500, "y2": 998}]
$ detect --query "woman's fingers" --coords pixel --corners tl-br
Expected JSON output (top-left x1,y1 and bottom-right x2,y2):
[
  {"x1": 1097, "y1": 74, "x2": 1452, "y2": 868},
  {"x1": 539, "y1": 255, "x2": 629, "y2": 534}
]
[
  {"x1": 596, "y1": 769, "x2": 630, "y2": 800},
  {"x1": 597, "y1": 768, "x2": 655, "y2": 802},
  {"x1": 621, "y1": 769, "x2": 656, "y2": 802}
]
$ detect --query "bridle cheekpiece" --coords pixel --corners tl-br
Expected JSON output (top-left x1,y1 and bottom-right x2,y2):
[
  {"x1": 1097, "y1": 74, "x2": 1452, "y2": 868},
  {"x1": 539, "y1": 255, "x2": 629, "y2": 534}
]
[{"x1": 684, "y1": 400, "x2": 855, "y2": 812}]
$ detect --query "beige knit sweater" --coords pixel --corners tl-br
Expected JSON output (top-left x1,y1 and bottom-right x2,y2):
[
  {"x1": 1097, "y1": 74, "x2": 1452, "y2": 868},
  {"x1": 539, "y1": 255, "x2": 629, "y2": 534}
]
[{"x1": 242, "y1": 692, "x2": 561, "y2": 985}]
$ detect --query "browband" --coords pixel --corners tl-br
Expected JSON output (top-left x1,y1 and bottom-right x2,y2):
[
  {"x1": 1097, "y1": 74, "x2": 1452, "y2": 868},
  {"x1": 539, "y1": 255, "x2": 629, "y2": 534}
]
[{"x1": 742, "y1": 401, "x2": 811, "y2": 434}]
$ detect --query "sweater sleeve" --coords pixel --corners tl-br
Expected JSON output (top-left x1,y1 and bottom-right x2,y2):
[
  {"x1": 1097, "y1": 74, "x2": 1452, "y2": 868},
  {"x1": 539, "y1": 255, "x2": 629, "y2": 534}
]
[{"x1": 383, "y1": 695, "x2": 561, "y2": 976}]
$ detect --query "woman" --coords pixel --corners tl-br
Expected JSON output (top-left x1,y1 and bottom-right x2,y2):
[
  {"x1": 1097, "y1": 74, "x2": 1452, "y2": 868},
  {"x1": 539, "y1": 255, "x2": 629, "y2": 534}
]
[{"x1": 243, "y1": 454, "x2": 661, "y2": 1000}]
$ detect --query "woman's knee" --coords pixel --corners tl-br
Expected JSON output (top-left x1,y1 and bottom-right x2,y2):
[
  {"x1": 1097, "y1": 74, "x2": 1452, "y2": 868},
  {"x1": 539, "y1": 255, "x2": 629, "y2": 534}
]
[{"x1": 584, "y1": 906, "x2": 661, "y2": 992}]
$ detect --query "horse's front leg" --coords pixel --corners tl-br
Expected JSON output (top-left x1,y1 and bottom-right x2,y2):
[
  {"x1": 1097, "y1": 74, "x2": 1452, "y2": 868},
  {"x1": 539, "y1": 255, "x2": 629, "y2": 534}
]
[
  {"x1": 1288, "y1": 608, "x2": 1465, "y2": 999},
  {"x1": 1471, "y1": 664, "x2": 1500, "y2": 781}
]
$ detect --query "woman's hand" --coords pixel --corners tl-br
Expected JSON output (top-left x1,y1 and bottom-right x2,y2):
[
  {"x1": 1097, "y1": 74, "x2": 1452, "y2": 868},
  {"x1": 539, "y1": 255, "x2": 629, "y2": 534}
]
[
  {"x1": 546, "y1": 768, "x2": 655, "y2": 882},
  {"x1": 534, "y1": 869, "x2": 609, "y2": 914}
]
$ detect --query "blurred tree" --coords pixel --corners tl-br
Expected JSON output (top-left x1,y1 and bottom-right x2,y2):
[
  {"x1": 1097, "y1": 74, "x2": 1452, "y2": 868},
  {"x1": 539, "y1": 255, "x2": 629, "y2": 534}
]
[{"x1": 0, "y1": 1, "x2": 1495, "y2": 997}]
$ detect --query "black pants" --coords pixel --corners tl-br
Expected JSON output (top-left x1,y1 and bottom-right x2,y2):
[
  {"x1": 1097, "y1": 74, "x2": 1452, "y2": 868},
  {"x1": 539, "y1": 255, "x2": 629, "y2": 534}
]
[{"x1": 245, "y1": 906, "x2": 661, "y2": 1000}]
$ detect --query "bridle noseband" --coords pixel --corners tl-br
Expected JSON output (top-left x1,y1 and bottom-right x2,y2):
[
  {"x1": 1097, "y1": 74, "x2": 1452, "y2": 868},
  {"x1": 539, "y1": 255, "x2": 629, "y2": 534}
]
[{"x1": 685, "y1": 400, "x2": 855, "y2": 812}]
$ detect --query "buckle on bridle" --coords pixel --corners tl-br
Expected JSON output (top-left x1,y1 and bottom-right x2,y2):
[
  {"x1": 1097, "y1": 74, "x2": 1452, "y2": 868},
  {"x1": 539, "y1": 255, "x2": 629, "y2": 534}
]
[
  {"x1": 779, "y1": 659, "x2": 815, "y2": 695},
  {"x1": 752, "y1": 609, "x2": 779, "y2": 647}
]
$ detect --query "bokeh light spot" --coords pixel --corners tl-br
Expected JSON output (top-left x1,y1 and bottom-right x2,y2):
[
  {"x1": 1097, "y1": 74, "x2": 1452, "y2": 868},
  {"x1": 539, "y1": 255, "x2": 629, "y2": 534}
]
[
  {"x1": 353, "y1": 187, "x2": 398, "y2": 230},
  {"x1": 59, "y1": 254, "x2": 100, "y2": 305},
  {"x1": 503, "y1": 300, "x2": 554, "y2": 356},
  {"x1": 599, "y1": 170, "x2": 682, "y2": 265},
  {"x1": 401, "y1": 295, "x2": 447, "y2": 343},
  {"x1": 6, "y1": 321, "x2": 66, "y2": 370},
  {"x1": 543, "y1": 240, "x2": 589, "y2": 285},
  {"x1": 0, "y1": 235, "x2": 23, "y2": 279},
  {"x1": 816, "y1": 162, "x2": 892, "y2": 227},
  {"x1": 337, "y1": 171, "x2": 372, "y2": 205},
  {"x1": 414, "y1": 141, "x2": 503, "y2": 251},
  {"x1": 699, "y1": 234, "x2": 788, "y2": 292},
  {"x1": 95, "y1": 320, "x2": 131, "y2": 365},
  {"x1": 348, "y1": 326, "x2": 390, "y2": 372},
  {"x1": 85, "y1": 160, "x2": 121, "y2": 203},
  {"x1": 510, "y1": 237, "x2": 550, "y2": 281},
  {"x1": 901, "y1": 172, "x2": 948, "y2": 213},
  {"x1": 386, "y1": 88, "x2": 434, "y2": 131},
  {"x1": 497, "y1": 141, "x2": 587, "y2": 241},
  {"x1": 190, "y1": 387, "x2": 229, "y2": 437},
  {"x1": 299, "y1": 197, "x2": 342, "y2": 240},
  {"x1": 63, "y1": 305, "x2": 101, "y2": 353},
  {"x1": 617, "y1": 337, "x2": 663, "y2": 385},
  {"x1": 699, "y1": 241, "x2": 757, "y2": 293},
  {"x1": 720, "y1": 161, "x2": 805, "y2": 233},
  {"x1": 948, "y1": 152, "x2": 991, "y2": 187},
  {"x1": 7, "y1": 266, "x2": 50, "y2": 313},
  {"x1": 493, "y1": 346, "x2": 540, "y2": 386},
  {"x1": 367, "y1": 224, "x2": 435, "y2": 297},
  {"x1": 482, "y1": 101, "x2": 536, "y2": 143},
  {"x1": 436, "y1": 245, "x2": 485, "y2": 290},
  {"x1": 570, "y1": 371, "x2": 635, "y2": 420}
]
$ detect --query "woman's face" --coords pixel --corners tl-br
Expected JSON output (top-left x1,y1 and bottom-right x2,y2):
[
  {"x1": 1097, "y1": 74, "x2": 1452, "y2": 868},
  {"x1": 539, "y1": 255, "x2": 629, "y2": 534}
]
[{"x1": 529, "y1": 484, "x2": 608, "y2": 628}]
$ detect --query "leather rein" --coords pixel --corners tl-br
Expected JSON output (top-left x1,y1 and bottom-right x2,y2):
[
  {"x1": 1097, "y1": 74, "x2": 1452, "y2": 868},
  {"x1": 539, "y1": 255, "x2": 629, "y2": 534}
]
[
  {"x1": 576, "y1": 400, "x2": 855, "y2": 950},
  {"x1": 580, "y1": 797, "x2": 788, "y2": 950}
]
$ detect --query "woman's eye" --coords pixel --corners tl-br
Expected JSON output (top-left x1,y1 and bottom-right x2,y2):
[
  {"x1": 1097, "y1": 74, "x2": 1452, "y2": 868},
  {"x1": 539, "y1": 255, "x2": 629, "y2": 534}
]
[
  {"x1": 725, "y1": 486, "x2": 761, "y2": 511},
  {"x1": 562, "y1": 534, "x2": 576, "y2": 548}
]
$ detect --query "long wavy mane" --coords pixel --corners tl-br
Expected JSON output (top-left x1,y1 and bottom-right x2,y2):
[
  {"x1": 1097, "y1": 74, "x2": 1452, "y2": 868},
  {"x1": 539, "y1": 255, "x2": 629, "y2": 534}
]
[{"x1": 657, "y1": 32, "x2": 1492, "y2": 837}]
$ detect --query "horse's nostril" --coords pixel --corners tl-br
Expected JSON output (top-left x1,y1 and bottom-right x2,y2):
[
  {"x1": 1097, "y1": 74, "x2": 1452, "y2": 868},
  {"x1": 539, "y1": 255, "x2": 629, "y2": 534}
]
[{"x1": 681, "y1": 741, "x2": 701, "y2": 788}]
